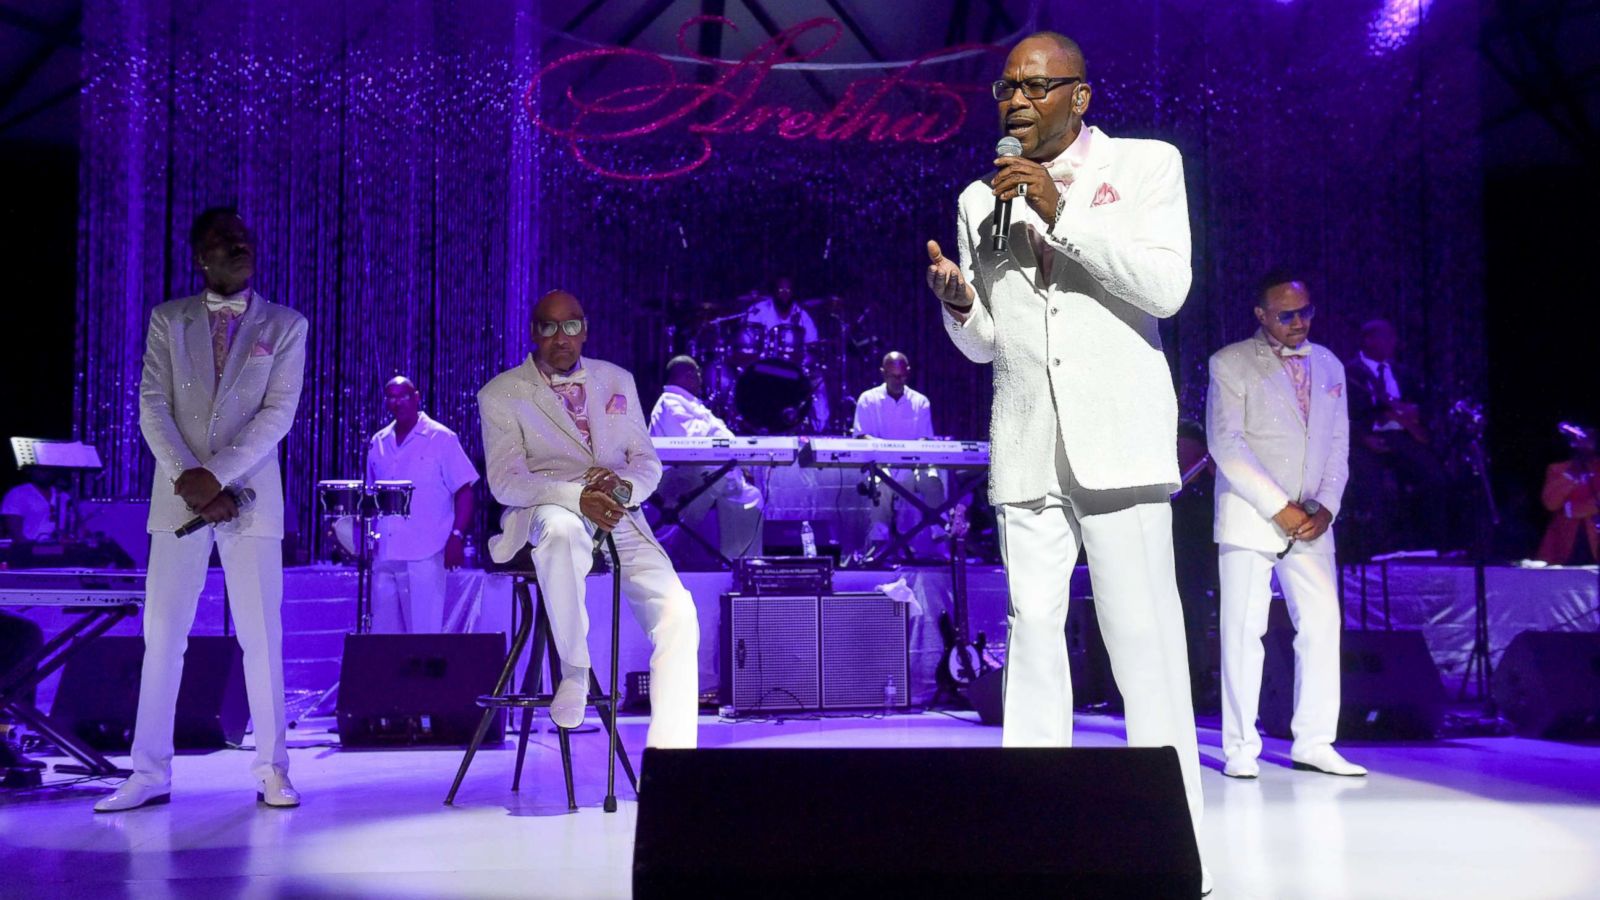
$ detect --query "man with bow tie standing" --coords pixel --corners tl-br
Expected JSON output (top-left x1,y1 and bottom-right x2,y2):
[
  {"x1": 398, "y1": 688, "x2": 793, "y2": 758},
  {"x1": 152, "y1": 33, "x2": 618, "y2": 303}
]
[
  {"x1": 478, "y1": 290, "x2": 699, "y2": 748},
  {"x1": 96, "y1": 207, "x2": 309, "y2": 812},
  {"x1": 1207, "y1": 273, "x2": 1364, "y2": 779},
  {"x1": 923, "y1": 31, "x2": 1208, "y2": 890}
]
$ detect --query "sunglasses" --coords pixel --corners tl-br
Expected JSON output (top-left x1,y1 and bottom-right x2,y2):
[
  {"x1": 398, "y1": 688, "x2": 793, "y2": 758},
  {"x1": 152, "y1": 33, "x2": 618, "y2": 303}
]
[
  {"x1": 535, "y1": 318, "x2": 587, "y2": 338},
  {"x1": 1272, "y1": 305, "x2": 1315, "y2": 326}
]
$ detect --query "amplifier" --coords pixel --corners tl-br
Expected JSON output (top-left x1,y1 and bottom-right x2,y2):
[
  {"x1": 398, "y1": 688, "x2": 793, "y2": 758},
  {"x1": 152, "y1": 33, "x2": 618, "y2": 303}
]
[
  {"x1": 720, "y1": 593, "x2": 909, "y2": 716},
  {"x1": 734, "y1": 556, "x2": 833, "y2": 596}
]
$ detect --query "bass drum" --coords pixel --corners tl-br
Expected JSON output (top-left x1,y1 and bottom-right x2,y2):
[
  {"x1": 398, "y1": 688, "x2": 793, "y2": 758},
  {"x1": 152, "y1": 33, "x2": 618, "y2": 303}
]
[{"x1": 734, "y1": 357, "x2": 813, "y2": 434}]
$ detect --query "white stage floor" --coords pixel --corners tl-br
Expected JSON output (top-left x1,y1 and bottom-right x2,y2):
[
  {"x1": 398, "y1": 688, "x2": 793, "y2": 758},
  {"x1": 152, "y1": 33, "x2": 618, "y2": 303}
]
[{"x1": 2, "y1": 713, "x2": 1598, "y2": 899}]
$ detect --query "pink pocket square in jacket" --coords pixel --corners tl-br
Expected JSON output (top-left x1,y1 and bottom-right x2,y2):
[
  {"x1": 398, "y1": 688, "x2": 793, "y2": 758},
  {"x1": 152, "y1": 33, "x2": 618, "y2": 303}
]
[
  {"x1": 1090, "y1": 183, "x2": 1120, "y2": 207},
  {"x1": 1329, "y1": 383, "x2": 1344, "y2": 398},
  {"x1": 250, "y1": 340, "x2": 274, "y2": 357},
  {"x1": 605, "y1": 393, "x2": 627, "y2": 415}
]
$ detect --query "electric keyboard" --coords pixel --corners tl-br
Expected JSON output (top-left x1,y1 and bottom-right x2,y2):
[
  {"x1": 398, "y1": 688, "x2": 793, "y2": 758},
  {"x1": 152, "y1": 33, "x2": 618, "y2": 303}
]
[
  {"x1": 800, "y1": 438, "x2": 991, "y2": 468},
  {"x1": 0, "y1": 569, "x2": 146, "y2": 606},
  {"x1": 653, "y1": 436, "x2": 801, "y2": 465}
]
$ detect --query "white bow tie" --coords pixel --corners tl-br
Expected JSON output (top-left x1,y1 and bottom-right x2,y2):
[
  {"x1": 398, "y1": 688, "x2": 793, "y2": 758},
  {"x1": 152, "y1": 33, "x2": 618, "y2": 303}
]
[
  {"x1": 549, "y1": 368, "x2": 587, "y2": 387},
  {"x1": 204, "y1": 291, "x2": 249, "y2": 316},
  {"x1": 1276, "y1": 343, "x2": 1312, "y2": 359}
]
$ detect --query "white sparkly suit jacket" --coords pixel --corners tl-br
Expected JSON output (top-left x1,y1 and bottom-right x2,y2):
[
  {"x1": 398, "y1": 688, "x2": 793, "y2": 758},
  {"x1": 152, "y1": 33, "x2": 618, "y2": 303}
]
[
  {"x1": 138, "y1": 294, "x2": 308, "y2": 537},
  {"x1": 1207, "y1": 332, "x2": 1350, "y2": 554},
  {"x1": 479, "y1": 355, "x2": 664, "y2": 563},
  {"x1": 947, "y1": 126, "x2": 1192, "y2": 504}
]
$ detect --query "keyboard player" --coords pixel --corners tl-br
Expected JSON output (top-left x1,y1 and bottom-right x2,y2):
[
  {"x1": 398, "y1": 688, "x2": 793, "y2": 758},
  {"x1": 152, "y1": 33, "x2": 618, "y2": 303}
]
[
  {"x1": 648, "y1": 356, "x2": 765, "y2": 562},
  {"x1": 852, "y1": 351, "x2": 946, "y2": 559}
]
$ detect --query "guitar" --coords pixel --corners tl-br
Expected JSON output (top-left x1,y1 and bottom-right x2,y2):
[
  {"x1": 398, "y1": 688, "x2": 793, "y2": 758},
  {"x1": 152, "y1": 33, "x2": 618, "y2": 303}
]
[{"x1": 937, "y1": 504, "x2": 997, "y2": 694}]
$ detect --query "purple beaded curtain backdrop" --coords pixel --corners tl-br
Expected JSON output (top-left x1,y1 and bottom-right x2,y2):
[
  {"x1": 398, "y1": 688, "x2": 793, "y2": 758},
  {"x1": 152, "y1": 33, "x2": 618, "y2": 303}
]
[{"x1": 77, "y1": 0, "x2": 1482, "y2": 559}]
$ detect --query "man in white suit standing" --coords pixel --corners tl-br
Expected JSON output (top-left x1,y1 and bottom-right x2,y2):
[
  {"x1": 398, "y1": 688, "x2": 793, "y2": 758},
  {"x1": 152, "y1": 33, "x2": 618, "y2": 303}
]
[
  {"x1": 1207, "y1": 273, "x2": 1364, "y2": 779},
  {"x1": 924, "y1": 32, "x2": 1207, "y2": 885},
  {"x1": 96, "y1": 208, "x2": 308, "y2": 812},
  {"x1": 478, "y1": 290, "x2": 698, "y2": 749}
]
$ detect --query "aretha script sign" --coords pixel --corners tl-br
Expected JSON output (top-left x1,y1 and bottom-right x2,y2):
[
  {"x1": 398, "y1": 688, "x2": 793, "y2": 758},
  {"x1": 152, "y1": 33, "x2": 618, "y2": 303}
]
[{"x1": 525, "y1": 17, "x2": 994, "y2": 181}]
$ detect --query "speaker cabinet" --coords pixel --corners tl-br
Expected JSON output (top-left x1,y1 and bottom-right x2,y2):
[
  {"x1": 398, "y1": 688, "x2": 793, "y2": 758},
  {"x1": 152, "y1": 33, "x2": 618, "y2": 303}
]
[
  {"x1": 720, "y1": 593, "x2": 908, "y2": 715},
  {"x1": 336, "y1": 633, "x2": 506, "y2": 748},
  {"x1": 1262, "y1": 627, "x2": 1444, "y2": 740},
  {"x1": 52, "y1": 635, "x2": 247, "y2": 750},
  {"x1": 1493, "y1": 631, "x2": 1600, "y2": 739}
]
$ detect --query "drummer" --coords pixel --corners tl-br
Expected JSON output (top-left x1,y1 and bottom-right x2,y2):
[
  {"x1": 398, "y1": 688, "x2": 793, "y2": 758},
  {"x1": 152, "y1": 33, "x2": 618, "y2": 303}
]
[
  {"x1": 852, "y1": 351, "x2": 945, "y2": 559},
  {"x1": 744, "y1": 275, "x2": 828, "y2": 430},
  {"x1": 364, "y1": 376, "x2": 479, "y2": 633}
]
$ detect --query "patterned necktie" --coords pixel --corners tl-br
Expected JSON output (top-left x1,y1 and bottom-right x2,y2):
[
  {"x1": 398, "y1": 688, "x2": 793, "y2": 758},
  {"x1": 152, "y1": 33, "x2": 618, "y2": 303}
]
[
  {"x1": 1282, "y1": 354, "x2": 1312, "y2": 421},
  {"x1": 210, "y1": 308, "x2": 239, "y2": 384}
]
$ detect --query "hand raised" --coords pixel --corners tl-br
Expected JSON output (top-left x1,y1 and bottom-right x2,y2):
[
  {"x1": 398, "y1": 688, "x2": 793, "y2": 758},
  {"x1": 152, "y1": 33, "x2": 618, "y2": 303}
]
[{"x1": 925, "y1": 240, "x2": 974, "y2": 308}]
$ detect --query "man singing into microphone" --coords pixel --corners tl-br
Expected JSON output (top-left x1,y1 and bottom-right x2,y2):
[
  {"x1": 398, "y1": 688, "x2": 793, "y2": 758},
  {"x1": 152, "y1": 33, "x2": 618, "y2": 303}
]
[
  {"x1": 924, "y1": 32, "x2": 1207, "y2": 885},
  {"x1": 96, "y1": 207, "x2": 308, "y2": 812},
  {"x1": 478, "y1": 290, "x2": 699, "y2": 748},
  {"x1": 1208, "y1": 273, "x2": 1362, "y2": 779}
]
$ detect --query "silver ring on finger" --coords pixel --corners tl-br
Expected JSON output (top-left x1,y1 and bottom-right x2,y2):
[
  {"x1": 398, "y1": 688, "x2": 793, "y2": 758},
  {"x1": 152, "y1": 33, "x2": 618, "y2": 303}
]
[{"x1": 1016, "y1": 182, "x2": 1028, "y2": 197}]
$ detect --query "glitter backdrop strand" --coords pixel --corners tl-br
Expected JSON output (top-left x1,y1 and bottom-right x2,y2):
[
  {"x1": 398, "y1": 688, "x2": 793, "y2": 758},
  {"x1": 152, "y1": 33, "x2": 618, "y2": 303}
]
[{"x1": 77, "y1": 1, "x2": 1484, "y2": 559}]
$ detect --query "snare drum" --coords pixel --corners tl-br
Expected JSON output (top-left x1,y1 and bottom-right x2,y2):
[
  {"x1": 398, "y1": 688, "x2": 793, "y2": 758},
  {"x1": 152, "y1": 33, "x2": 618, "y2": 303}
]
[
  {"x1": 317, "y1": 480, "x2": 365, "y2": 518},
  {"x1": 371, "y1": 480, "x2": 414, "y2": 518}
]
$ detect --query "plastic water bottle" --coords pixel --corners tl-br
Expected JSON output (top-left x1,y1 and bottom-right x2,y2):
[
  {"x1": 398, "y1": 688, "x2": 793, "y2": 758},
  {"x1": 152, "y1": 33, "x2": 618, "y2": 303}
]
[
  {"x1": 800, "y1": 520, "x2": 817, "y2": 557},
  {"x1": 883, "y1": 676, "x2": 897, "y2": 715}
]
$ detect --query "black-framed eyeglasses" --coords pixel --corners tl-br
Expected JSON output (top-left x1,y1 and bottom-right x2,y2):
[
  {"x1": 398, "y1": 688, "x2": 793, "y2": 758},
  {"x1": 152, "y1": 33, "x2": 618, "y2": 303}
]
[
  {"x1": 992, "y1": 77, "x2": 1083, "y2": 101},
  {"x1": 1274, "y1": 305, "x2": 1316, "y2": 326},
  {"x1": 535, "y1": 318, "x2": 587, "y2": 338}
]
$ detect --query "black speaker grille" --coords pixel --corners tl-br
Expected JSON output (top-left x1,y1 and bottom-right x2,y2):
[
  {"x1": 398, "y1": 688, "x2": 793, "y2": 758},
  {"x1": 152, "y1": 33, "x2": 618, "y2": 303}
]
[
  {"x1": 821, "y1": 595, "x2": 909, "y2": 708},
  {"x1": 727, "y1": 595, "x2": 820, "y2": 712}
]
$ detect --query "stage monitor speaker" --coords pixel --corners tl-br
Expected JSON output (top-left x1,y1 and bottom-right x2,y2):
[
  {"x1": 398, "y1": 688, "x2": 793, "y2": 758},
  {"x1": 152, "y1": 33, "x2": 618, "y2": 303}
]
[
  {"x1": 1493, "y1": 631, "x2": 1600, "y2": 739},
  {"x1": 1261, "y1": 627, "x2": 1444, "y2": 740},
  {"x1": 634, "y1": 747, "x2": 1201, "y2": 898},
  {"x1": 52, "y1": 635, "x2": 247, "y2": 751},
  {"x1": 720, "y1": 593, "x2": 909, "y2": 715},
  {"x1": 336, "y1": 633, "x2": 506, "y2": 748}
]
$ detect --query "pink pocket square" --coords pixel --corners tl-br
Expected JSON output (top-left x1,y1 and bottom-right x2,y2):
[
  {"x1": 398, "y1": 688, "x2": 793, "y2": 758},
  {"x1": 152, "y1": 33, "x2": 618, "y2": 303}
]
[
  {"x1": 1329, "y1": 383, "x2": 1344, "y2": 397},
  {"x1": 605, "y1": 393, "x2": 627, "y2": 415},
  {"x1": 1090, "y1": 183, "x2": 1120, "y2": 207},
  {"x1": 250, "y1": 340, "x2": 274, "y2": 357}
]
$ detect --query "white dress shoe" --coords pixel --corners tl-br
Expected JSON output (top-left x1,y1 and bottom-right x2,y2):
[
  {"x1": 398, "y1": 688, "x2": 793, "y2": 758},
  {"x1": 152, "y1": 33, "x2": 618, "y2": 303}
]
[
  {"x1": 94, "y1": 781, "x2": 171, "y2": 813},
  {"x1": 1291, "y1": 745, "x2": 1367, "y2": 777},
  {"x1": 1223, "y1": 756, "x2": 1260, "y2": 779},
  {"x1": 550, "y1": 675, "x2": 588, "y2": 730},
  {"x1": 257, "y1": 771, "x2": 301, "y2": 807}
]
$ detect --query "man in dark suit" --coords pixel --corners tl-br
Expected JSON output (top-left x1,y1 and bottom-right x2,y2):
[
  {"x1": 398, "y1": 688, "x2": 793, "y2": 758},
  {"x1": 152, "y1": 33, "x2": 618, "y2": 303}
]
[{"x1": 1345, "y1": 319, "x2": 1444, "y2": 555}]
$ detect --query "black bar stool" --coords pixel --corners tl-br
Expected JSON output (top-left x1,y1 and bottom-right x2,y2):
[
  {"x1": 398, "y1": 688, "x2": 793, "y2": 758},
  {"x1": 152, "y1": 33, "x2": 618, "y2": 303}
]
[{"x1": 444, "y1": 538, "x2": 638, "y2": 809}]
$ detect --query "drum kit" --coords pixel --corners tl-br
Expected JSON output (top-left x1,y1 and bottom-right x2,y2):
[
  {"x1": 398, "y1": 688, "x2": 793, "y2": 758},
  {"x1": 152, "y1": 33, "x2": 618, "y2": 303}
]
[
  {"x1": 316, "y1": 479, "x2": 414, "y2": 633},
  {"x1": 673, "y1": 291, "x2": 883, "y2": 435}
]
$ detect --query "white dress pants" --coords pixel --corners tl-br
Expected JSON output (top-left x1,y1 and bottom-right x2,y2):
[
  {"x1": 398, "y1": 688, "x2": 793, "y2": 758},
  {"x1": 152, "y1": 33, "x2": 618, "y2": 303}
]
[
  {"x1": 372, "y1": 551, "x2": 447, "y2": 633},
  {"x1": 996, "y1": 436, "x2": 1203, "y2": 835},
  {"x1": 1218, "y1": 544, "x2": 1342, "y2": 761},
  {"x1": 130, "y1": 530, "x2": 288, "y2": 787},
  {"x1": 525, "y1": 505, "x2": 699, "y2": 749}
]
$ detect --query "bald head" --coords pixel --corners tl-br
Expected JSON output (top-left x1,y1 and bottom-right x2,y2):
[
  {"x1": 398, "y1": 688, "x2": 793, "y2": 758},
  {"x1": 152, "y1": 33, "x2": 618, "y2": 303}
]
[
  {"x1": 881, "y1": 351, "x2": 911, "y2": 398},
  {"x1": 1016, "y1": 31, "x2": 1086, "y2": 73},
  {"x1": 533, "y1": 289, "x2": 588, "y2": 372},
  {"x1": 383, "y1": 375, "x2": 421, "y2": 428}
]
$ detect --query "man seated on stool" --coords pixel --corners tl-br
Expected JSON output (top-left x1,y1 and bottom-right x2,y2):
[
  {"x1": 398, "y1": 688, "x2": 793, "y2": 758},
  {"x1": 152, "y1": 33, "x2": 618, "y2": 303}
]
[
  {"x1": 478, "y1": 290, "x2": 699, "y2": 748},
  {"x1": 1207, "y1": 272, "x2": 1364, "y2": 778},
  {"x1": 366, "y1": 376, "x2": 478, "y2": 633},
  {"x1": 648, "y1": 355, "x2": 764, "y2": 562}
]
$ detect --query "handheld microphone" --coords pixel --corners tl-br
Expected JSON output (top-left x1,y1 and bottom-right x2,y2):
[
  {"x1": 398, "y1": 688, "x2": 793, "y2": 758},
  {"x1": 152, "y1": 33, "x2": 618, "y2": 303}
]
[
  {"x1": 175, "y1": 488, "x2": 257, "y2": 538},
  {"x1": 991, "y1": 136, "x2": 1024, "y2": 251},
  {"x1": 1278, "y1": 498, "x2": 1323, "y2": 559},
  {"x1": 593, "y1": 481, "x2": 634, "y2": 553}
]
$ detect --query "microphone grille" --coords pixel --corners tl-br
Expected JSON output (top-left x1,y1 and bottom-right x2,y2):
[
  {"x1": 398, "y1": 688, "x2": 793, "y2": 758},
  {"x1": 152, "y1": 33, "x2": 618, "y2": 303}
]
[
  {"x1": 613, "y1": 482, "x2": 634, "y2": 505},
  {"x1": 995, "y1": 136, "x2": 1023, "y2": 158}
]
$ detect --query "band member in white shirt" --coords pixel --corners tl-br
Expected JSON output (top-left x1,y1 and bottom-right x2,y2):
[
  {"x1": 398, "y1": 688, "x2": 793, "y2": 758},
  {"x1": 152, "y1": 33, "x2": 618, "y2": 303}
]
[
  {"x1": 925, "y1": 33, "x2": 1208, "y2": 889},
  {"x1": 365, "y1": 376, "x2": 478, "y2": 633},
  {"x1": 1207, "y1": 274, "x2": 1364, "y2": 778},
  {"x1": 0, "y1": 467, "x2": 68, "y2": 541},
  {"x1": 852, "y1": 351, "x2": 944, "y2": 558},
  {"x1": 478, "y1": 290, "x2": 698, "y2": 748},
  {"x1": 96, "y1": 207, "x2": 307, "y2": 812},
  {"x1": 648, "y1": 356, "x2": 764, "y2": 561}
]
